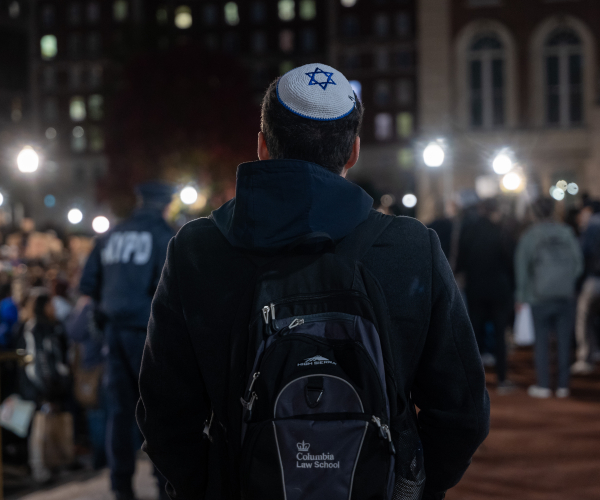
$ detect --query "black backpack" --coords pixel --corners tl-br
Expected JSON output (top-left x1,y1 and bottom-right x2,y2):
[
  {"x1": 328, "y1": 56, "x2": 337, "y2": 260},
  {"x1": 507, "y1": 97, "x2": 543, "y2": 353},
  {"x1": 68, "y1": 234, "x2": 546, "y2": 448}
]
[{"x1": 226, "y1": 211, "x2": 425, "y2": 500}]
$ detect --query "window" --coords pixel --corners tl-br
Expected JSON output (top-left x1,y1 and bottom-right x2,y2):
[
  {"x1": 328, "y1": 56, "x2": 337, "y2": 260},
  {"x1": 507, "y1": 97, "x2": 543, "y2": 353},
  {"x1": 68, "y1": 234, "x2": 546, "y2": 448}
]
[
  {"x1": 342, "y1": 16, "x2": 360, "y2": 38},
  {"x1": 375, "y1": 113, "x2": 393, "y2": 141},
  {"x1": 341, "y1": 0, "x2": 357, "y2": 6},
  {"x1": 87, "y1": 32, "x2": 102, "y2": 57},
  {"x1": 43, "y1": 66, "x2": 57, "y2": 90},
  {"x1": 8, "y1": 1, "x2": 19, "y2": 18},
  {"x1": 113, "y1": 0, "x2": 128, "y2": 21},
  {"x1": 392, "y1": 50, "x2": 412, "y2": 69},
  {"x1": 89, "y1": 64, "x2": 103, "y2": 87},
  {"x1": 40, "y1": 35, "x2": 57, "y2": 60},
  {"x1": 374, "y1": 14, "x2": 390, "y2": 38},
  {"x1": 224, "y1": 2, "x2": 239, "y2": 26},
  {"x1": 42, "y1": 5, "x2": 55, "y2": 27},
  {"x1": 89, "y1": 126, "x2": 104, "y2": 152},
  {"x1": 69, "y1": 66, "x2": 82, "y2": 89},
  {"x1": 395, "y1": 12, "x2": 410, "y2": 37},
  {"x1": 398, "y1": 147, "x2": 413, "y2": 170},
  {"x1": 545, "y1": 28, "x2": 583, "y2": 127},
  {"x1": 72, "y1": 126, "x2": 86, "y2": 152},
  {"x1": 469, "y1": 34, "x2": 505, "y2": 128},
  {"x1": 203, "y1": 4, "x2": 217, "y2": 25},
  {"x1": 280, "y1": 60, "x2": 294, "y2": 75},
  {"x1": 279, "y1": 30, "x2": 294, "y2": 52},
  {"x1": 395, "y1": 78, "x2": 413, "y2": 105},
  {"x1": 301, "y1": 28, "x2": 316, "y2": 53},
  {"x1": 175, "y1": 6, "x2": 192, "y2": 29},
  {"x1": 375, "y1": 48, "x2": 388, "y2": 70},
  {"x1": 70, "y1": 96, "x2": 86, "y2": 121},
  {"x1": 43, "y1": 97, "x2": 59, "y2": 121},
  {"x1": 68, "y1": 33, "x2": 83, "y2": 58},
  {"x1": 344, "y1": 51, "x2": 360, "y2": 69},
  {"x1": 396, "y1": 112, "x2": 413, "y2": 138},
  {"x1": 252, "y1": 31, "x2": 267, "y2": 54},
  {"x1": 69, "y1": 3, "x2": 82, "y2": 25},
  {"x1": 374, "y1": 80, "x2": 391, "y2": 106},
  {"x1": 88, "y1": 94, "x2": 103, "y2": 120},
  {"x1": 300, "y1": 0, "x2": 316, "y2": 20},
  {"x1": 278, "y1": 0, "x2": 295, "y2": 21},
  {"x1": 251, "y1": 2, "x2": 266, "y2": 23},
  {"x1": 223, "y1": 32, "x2": 240, "y2": 53},
  {"x1": 157, "y1": 7, "x2": 168, "y2": 24},
  {"x1": 87, "y1": 2, "x2": 101, "y2": 23}
]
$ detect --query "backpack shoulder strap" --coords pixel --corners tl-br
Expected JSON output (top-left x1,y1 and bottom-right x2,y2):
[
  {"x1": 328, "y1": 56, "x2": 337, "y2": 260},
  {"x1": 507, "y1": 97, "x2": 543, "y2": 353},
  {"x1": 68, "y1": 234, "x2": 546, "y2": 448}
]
[{"x1": 335, "y1": 210, "x2": 394, "y2": 261}]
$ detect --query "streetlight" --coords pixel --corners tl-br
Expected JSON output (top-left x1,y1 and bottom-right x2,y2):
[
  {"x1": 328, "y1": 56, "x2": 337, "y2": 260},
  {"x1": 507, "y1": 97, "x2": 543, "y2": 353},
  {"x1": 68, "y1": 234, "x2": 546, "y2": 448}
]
[
  {"x1": 492, "y1": 152, "x2": 513, "y2": 175},
  {"x1": 0, "y1": 193, "x2": 3, "y2": 207},
  {"x1": 402, "y1": 193, "x2": 417, "y2": 208},
  {"x1": 92, "y1": 216, "x2": 110, "y2": 233},
  {"x1": 17, "y1": 146, "x2": 39, "y2": 173},
  {"x1": 180, "y1": 186, "x2": 198, "y2": 205},
  {"x1": 423, "y1": 142, "x2": 445, "y2": 168},
  {"x1": 502, "y1": 172, "x2": 524, "y2": 192},
  {"x1": 68, "y1": 208, "x2": 83, "y2": 224}
]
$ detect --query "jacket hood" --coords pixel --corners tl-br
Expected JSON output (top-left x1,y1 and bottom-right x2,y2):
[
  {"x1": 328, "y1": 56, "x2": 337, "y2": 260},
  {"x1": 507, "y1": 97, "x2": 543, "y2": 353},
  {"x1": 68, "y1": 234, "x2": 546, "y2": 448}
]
[{"x1": 211, "y1": 159, "x2": 373, "y2": 252}]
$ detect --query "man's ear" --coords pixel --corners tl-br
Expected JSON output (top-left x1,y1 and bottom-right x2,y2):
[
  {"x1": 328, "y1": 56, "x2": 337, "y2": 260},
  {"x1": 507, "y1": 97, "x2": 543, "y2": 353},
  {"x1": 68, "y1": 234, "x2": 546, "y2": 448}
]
[
  {"x1": 258, "y1": 131, "x2": 270, "y2": 161},
  {"x1": 341, "y1": 136, "x2": 360, "y2": 178}
]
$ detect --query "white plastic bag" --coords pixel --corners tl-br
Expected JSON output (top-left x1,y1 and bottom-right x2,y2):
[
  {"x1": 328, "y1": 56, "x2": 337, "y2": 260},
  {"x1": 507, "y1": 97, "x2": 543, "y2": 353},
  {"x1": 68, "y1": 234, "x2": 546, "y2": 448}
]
[
  {"x1": 514, "y1": 303, "x2": 535, "y2": 346},
  {"x1": 0, "y1": 394, "x2": 36, "y2": 437}
]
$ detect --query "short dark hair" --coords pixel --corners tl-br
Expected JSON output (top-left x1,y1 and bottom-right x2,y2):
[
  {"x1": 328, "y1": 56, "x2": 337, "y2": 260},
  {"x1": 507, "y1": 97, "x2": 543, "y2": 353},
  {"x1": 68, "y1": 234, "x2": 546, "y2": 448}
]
[
  {"x1": 533, "y1": 197, "x2": 555, "y2": 219},
  {"x1": 260, "y1": 78, "x2": 364, "y2": 175}
]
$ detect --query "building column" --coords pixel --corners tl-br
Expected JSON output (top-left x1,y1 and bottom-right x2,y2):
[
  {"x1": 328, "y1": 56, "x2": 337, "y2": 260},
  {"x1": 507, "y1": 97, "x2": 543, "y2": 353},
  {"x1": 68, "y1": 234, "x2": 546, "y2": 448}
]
[{"x1": 417, "y1": 0, "x2": 452, "y2": 222}]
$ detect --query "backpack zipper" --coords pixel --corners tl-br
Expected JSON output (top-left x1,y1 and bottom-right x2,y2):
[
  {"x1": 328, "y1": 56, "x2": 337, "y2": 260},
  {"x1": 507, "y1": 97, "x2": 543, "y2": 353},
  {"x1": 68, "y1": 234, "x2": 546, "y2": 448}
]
[
  {"x1": 262, "y1": 303, "x2": 276, "y2": 324},
  {"x1": 240, "y1": 372, "x2": 261, "y2": 419},
  {"x1": 371, "y1": 416, "x2": 396, "y2": 455}
]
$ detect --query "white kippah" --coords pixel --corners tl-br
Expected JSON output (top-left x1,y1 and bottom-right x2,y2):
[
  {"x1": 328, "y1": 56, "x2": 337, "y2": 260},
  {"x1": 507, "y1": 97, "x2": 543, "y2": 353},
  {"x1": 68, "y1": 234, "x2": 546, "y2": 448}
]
[{"x1": 277, "y1": 63, "x2": 356, "y2": 121}]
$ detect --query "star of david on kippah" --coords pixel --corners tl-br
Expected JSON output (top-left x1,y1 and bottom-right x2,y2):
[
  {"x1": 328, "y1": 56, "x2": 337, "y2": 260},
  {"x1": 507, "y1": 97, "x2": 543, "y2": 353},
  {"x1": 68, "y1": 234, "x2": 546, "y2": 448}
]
[{"x1": 305, "y1": 67, "x2": 336, "y2": 90}]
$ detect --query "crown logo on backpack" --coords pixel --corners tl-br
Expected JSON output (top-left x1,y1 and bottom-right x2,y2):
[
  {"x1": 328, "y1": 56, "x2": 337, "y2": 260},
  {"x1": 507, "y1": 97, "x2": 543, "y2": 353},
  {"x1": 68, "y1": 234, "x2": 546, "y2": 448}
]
[{"x1": 297, "y1": 441, "x2": 310, "y2": 452}]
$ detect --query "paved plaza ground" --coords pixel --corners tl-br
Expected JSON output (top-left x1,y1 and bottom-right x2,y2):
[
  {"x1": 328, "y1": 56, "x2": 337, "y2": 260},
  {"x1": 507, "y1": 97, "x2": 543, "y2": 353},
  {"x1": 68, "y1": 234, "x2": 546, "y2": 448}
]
[{"x1": 8, "y1": 347, "x2": 600, "y2": 500}]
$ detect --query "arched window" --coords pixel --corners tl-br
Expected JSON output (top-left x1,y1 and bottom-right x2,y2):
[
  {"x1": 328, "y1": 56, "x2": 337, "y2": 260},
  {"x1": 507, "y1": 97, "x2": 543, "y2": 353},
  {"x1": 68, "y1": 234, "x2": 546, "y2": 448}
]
[
  {"x1": 545, "y1": 28, "x2": 583, "y2": 127},
  {"x1": 469, "y1": 34, "x2": 505, "y2": 128}
]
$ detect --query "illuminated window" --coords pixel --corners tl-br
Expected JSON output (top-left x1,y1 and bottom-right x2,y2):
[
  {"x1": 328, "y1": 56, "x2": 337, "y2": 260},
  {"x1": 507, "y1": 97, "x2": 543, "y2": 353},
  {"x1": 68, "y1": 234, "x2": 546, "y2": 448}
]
[
  {"x1": 40, "y1": 35, "x2": 58, "y2": 60},
  {"x1": 88, "y1": 95, "x2": 103, "y2": 120},
  {"x1": 395, "y1": 79, "x2": 414, "y2": 105},
  {"x1": 8, "y1": 1, "x2": 19, "y2": 18},
  {"x1": 301, "y1": 28, "x2": 316, "y2": 53},
  {"x1": 279, "y1": 30, "x2": 294, "y2": 52},
  {"x1": 341, "y1": 0, "x2": 357, "y2": 6},
  {"x1": 175, "y1": 6, "x2": 192, "y2": 29},
  {"x1": 398, "y1": 148, "x2": 414, "y2": 170},
  {"x1": 46, "y1": 127, "x2": 57, "y2": 140},
  {"x1": 395, "y1": 12, "x2": 410, "y2": 37},
  {"x1": 89, "y1": 64, "x2": 103, "y2": 87},
  {"x1": 69, "y1": 66, "x2": 82, "y2": 89},
  {"x1": 43, "y1": 66, "x2": 57, "y2": 90},
  {"x1": 252, "y1": 31, "x2": 267, "y2": 54},
  {"x1": 89, "y1": 126, "x2": 104, "y2": 152},
  {"x1": 349, "y1": 80, "x2": 362, "y2": 101},
  {"x1": 545, "y1": 28, "x2": 583, "y2": 127},
  {"x1": 374, "y1": 113, "x2": 392, "y2": 141},
  {"x1": 68, "y1": 3, "x2": 82, "y2": 25},
  {"x1": 396, "y1": 112, "x2": 413, "y2": 138},
  {"x1": 113, "y1": 0, "x2": 128, "y2": 21},
  {"x1": 251, "y1": 2, "x2": 266, "y2": 23},
  {"x1": 224, "y1": 2, "x2": 239, "y2": 26},
  {"x1": 70, "y1": 96, "x2": 86, "y2": 121},
  {"x1": 278, "y1": 0, "x2": 295, "y2": 21},
  {"x1": 299, "y1": 0, "x2": 316, "y2": 20},
  {"x1": 44, "y1": 98, "x2": 59, "y2": 121},
  {"x1": 280, "y1": 60, "x2": 294, "y2": 75},
  {"x1": 203, "y1": 4, "x2": 217, "y2": 25},
  {"x1": 157, "y1": 7, "x2": 168, "y2": 24},
  {"x1": 87, "y1": 2, "x2": 101, "y2": 23},
  {"x1": 374, "y1": 14, "x2": 389, "y2": 38},
  {"x1": 469, "y1": 34, "x2": 505, "y2": 128},
  {"x1": 72, "y1": 126, "x2": 86, "y2": 152},
  {"x1": 374, "y1": 80, "x2": 391, "y2": 106},
  {"x1": 42, "y1": 5, "x2": 55, "y2": 27}
]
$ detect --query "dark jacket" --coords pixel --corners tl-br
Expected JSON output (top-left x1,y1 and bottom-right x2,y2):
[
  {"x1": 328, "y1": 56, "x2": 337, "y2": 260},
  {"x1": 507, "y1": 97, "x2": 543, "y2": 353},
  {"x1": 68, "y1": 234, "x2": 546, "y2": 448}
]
[
  {"x1": 79, "y1": 208, "x2": 174, "y2": 329},
  {"x1": 137, "y1": 160, "x2": 490, "y2": 500}
]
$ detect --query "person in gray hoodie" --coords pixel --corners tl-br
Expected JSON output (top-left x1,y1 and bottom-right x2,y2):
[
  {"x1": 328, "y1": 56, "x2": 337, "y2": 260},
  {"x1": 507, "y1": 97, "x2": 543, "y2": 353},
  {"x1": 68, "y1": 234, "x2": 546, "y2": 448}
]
[{"x1": 515, "y1": 197, "x2": 583, "y2": 398}]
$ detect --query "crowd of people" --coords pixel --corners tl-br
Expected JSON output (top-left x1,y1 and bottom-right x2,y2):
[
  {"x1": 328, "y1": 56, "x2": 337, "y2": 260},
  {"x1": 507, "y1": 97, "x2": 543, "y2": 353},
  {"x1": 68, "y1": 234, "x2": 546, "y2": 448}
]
[{"x1": 428, "y1": 193, "x2": 600, "y2": 397}]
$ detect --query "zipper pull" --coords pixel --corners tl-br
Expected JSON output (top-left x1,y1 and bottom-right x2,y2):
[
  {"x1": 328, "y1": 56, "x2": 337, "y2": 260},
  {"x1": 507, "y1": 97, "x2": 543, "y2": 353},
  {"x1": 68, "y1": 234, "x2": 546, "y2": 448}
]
[
  {"x1": 371, "y1": 416, "x2": 385, "y2": 438},
  {"x1": 288, "y1": 318, "x2": 304, "y2": 329},
  {"x1": 270, "y1": 303, "x2": 276, "y2": 321},
  {"x1": 382, "y1": 424, "x2": 396, "y2": 455},
  {"x1": 262, "y1": 305, "x2": 270, "y2": 324}
]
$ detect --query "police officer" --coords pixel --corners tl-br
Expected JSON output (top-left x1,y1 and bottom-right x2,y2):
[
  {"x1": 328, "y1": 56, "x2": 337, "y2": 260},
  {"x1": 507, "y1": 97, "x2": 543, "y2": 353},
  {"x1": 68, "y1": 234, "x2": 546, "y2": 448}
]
[{"x1": 80, "y1": 182, "x2": 174, "y2": 500}]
